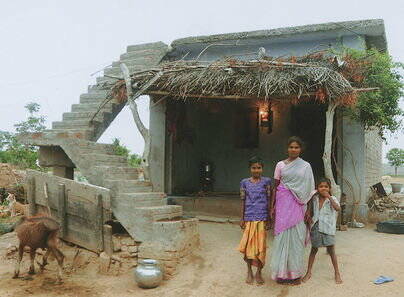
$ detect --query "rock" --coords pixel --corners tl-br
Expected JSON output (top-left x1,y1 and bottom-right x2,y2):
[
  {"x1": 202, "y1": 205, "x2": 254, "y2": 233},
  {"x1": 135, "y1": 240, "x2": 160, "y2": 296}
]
[
  {"x1": 112, "y1": 236, "x2": 121, "y2": 252},
  {"x1": 120, "y1": 236, "x2": 135, "y2": 246},
  {"x1": 128, "y1": 246, "x2": 138, "y2": 253},
  {"x1": 98, "y1": 252, "x2": 111, "y2": 274},
  {"x1": 6, "y1": 245, "x2": 17, "y2": 255},
  {"x1": 121, "y1": 245, "x2": 128, "y2": 252},
  {"x1": 163, "y1": 266, "x2": 177, "y2": 280},
  {"x1": 119, "y1": 251, "x2": 132, "y2": 259}
]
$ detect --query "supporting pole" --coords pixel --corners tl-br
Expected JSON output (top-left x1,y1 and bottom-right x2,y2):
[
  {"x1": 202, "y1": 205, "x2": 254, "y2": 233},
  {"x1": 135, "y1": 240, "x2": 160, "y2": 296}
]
[
  {"x1": 103, "y1": 225, "x2": 113, "y2": 256},
  {"x1": 322, "y1": 102, "x2": 341, "y2": 200},
  {"x1": 95, "y1": 194, "x2": 104, "y2": 252},
  {"x1": 27, "y1": 177, "x2": 37, "y2": 216},
  {"x1": 58, "y1": 184, "x2": 67, "y2": 238}
]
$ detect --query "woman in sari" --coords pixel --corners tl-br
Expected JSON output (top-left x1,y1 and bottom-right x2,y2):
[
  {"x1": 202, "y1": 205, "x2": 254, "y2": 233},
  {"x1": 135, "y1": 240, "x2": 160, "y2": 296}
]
[{"x1": 270, "y1": 136, "x2": 315, "y2": 285}]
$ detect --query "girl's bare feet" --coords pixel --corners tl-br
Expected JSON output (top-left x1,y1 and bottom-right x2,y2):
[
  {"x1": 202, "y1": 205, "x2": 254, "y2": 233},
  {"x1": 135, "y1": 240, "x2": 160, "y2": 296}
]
[
  {"x1": 335, "y1": 273, "x2": 343, "y2": 284},
  {"x1": 255, "y1": 271, "x2": 265, "y2": 285},
  {"x1": 246, "y1": 270, "x2": 254, "y2": 285},
  {"x1": 302, "y1": 272, "x2": 312, "y2": 283}
]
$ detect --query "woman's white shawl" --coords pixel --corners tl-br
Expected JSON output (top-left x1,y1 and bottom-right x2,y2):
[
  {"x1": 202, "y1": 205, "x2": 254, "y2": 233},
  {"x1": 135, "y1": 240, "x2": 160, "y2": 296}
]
[{"x1": 281, "y1": 157, "x2": 315, "y2": 205}]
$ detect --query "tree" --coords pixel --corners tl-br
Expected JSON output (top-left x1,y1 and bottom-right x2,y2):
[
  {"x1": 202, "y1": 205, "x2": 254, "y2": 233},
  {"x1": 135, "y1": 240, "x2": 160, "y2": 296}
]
[
  {"x1": 323, "y1": 49, "x2": 403, "y2": 199},
  {"x1": 111, "y1": 138, "x2": 142, "y2": 168},
  {"x1": 386, "y1": 148, "x2": 404, "y2": 176},
  {"x1": 343, "y1": 48, "x2": 403, "y2": 134},
  {"x1": 0, "y1": 102, "x2": 46, "y2": 169}
]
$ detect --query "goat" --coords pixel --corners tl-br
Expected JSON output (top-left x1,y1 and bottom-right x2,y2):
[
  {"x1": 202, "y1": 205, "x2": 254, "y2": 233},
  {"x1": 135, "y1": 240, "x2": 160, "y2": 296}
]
[
  {"x1": 6, "y1": 193, "x2": 28, "y2": 217},
  {"x1": 13, "y1": 214, "x2": 65, "y2": 283}
]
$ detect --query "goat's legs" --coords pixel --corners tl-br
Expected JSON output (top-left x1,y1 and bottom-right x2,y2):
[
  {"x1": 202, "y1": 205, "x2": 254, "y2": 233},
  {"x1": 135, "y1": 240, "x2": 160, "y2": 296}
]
[
  {"x1": 50, "y1": 248, "x2": 64, "y2": 283},
  {"x1": 13, "y1": 244, "x2": 24, "y2": 278},
  {"x1": 48, "y1": 235, "x2": 65, "y2": 283},
  {"x1": 28, "y1": 248, "x2": 36, "y2": 274},
  {"x1": 40, "y1": 249, "x2": 51, "y2": 271}
]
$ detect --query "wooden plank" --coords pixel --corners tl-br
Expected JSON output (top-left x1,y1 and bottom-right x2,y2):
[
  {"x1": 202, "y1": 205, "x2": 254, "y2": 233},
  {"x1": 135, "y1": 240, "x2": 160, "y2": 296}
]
[
  {"x1": 58, "y1": 184, "x2": 67, "y2": 238},
  {"x1": 26, "y1": 170, "x2": 112, "y2": 253},
  {"x1": 27, "y1": 177, "x2": 37, "y2": 216},
  {"x1": 103, "y1": 225, "x2": 113, "y2": 256},
  {"x1": 27, "y1": 170, "x2": 111, "y2": 209},
  {"x1": 95, "y1": 194, "x2": 104, "y2": 252}
]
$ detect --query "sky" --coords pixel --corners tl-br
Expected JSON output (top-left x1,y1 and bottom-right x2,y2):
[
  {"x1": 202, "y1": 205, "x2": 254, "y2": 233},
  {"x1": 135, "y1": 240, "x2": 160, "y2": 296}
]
[{"x1": 0, "y1": 0, "x2": 403, "y2": 162}]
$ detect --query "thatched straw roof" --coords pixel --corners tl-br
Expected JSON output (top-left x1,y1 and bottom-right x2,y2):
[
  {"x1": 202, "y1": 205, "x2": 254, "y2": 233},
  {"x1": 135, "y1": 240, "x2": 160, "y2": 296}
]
[{"x1": 109, "y1": 53, "x2": 374, "y2": 106}]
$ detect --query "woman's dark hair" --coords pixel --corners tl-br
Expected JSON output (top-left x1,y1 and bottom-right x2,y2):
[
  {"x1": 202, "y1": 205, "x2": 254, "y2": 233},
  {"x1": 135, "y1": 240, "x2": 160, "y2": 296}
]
[
  {"x1": 317, "y1": 177, "x2": 332, "y2": 188},
  {"x1": 287, "y1": 136, "x2": 305, "y2": 151},
  {"x1": 248, "y1": 156, "x2": 264, "y2": 167}
]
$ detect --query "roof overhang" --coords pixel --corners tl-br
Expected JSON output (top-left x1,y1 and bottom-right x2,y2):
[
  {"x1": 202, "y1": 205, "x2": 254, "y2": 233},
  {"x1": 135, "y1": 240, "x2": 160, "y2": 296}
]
[{"x1": 171, "y1": 19, "x2": 387, "y2": 52}]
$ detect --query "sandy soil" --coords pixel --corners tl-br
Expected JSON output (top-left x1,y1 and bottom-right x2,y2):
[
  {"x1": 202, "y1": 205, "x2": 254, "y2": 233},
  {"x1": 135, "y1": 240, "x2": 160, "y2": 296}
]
[{"x1": 0, "y1": 222, "x2": 403, "y2": 297}]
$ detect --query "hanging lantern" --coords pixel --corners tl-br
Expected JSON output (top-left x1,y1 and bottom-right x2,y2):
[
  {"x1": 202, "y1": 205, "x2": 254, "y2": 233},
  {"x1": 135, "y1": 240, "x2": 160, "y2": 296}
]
[{"x1": 259, "y1": 102, "x2": 273, "y2": 134}]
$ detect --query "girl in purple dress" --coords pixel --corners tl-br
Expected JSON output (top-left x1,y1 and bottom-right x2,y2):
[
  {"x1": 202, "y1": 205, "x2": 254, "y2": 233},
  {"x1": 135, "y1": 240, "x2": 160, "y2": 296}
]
[{"x1": 238, "y1": 156, "x2": 272, "y2": 285}]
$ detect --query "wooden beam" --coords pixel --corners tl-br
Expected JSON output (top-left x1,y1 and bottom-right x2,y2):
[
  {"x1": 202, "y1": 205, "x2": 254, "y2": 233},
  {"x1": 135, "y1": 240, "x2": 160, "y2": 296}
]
[
  {"x1": 145, "y1": 91, "x2": 262, "y2": 100},
  {"x1": 144, "y1": 87, "x2": 379, "y2": 101}
]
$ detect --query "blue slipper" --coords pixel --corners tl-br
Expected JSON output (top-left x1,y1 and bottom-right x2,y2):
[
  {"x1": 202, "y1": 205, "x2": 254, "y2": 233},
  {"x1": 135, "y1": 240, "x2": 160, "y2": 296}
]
[{"x1": 373, "y1": 276, "x2": 394, "y2": 285}]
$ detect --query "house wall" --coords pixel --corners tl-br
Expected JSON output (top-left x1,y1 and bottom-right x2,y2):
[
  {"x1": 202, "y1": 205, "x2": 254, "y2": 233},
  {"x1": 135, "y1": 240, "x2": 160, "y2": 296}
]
[
  {"x1": 341, "y1": 121, "x2": 383, "y2": 221},
  {"x1": 149, "y1": 98, "x2": 166, "y2": 192},
  {"x1": 364, "y1": 129, "x2": 383, "y2": 194},
  {"x1": 149, "y1": 32, "x2": 378, "y2": 210},
  {"x1": 341, "y1": 116, "x2": 367, "y2": 220},
  {"x1": 169, "y1": 100, "x2": 293, "y2": 193}
]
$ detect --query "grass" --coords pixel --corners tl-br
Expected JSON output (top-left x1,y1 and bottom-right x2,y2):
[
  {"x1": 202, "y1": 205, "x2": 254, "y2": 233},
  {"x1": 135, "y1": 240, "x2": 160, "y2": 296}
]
[{"x1": 0, "y1": 215, "x2": 21, "y2": 224}]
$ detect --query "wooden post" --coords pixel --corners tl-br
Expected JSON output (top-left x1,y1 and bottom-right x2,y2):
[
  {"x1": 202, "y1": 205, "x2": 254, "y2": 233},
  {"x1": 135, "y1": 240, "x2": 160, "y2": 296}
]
[
  {"x1": 58, "y1": 184, "x2": 67, "y2": 238},
  {"x1": 27, "y1": 177, "x2": 37, "y2": 216},
  {"x1": 95, "y1": 194, "x2": 104, "y2": 252},
  {"x1": 103, "y1": 225, "x2": 113, "y2": 256},
  {"x1": 322, "y1": 102, "x2": 341, "y2": 200}
]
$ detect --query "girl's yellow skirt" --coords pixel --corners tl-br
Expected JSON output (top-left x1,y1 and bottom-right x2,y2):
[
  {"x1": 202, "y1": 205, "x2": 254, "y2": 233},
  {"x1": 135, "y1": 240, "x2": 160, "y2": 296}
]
[{"x1": 238, "y1": 221, "x2": 267, "y2": 267}]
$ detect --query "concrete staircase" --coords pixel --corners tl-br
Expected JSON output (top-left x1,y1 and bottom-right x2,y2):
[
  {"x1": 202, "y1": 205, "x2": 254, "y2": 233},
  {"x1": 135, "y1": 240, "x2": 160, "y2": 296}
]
[
  {"x1": 40, "y1": 41, "x2": 170, "y2": 142},
  {"x1": 19, "y1": 42, "x2": 198, "y2": 251},
  {"x1": 59, "y1": 139, "x2": 184, "y2": 242}
]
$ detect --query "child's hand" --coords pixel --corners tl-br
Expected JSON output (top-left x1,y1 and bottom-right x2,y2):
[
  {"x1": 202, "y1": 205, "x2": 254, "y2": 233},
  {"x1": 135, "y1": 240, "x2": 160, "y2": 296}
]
[
  {"x1": 240, "y1": 220, "x2": 246, "y2": 229},
  {"x1": 270, "y1": 208, "x2": 275, "y2": 221},
  {"x1": 304, "y1": 212, "x2": 313, "y2": 225},
  {"x1": 320, "y1": 189, "x2": 331, "y2": 199}
]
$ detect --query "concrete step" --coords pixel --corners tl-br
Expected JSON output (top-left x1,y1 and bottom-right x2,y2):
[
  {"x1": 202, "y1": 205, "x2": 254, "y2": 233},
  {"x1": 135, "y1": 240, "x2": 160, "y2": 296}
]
[
  {"x1": 104, "y1": 65, "x2": 145, "y2": 76},
  {"x1": 96, "y1": 76, "x2": 120, "y2": 85},
  {"x1": 71, "y1": 102, "x2": 114, "y2": 113},
  {"x1": 79, "y1": 93, "x2": 110, "y2": 104},
  {"x1": 111, "y1": 59, "x2": 160, "y2": 68},
  {"x1": 114, "y1": 198, "x2": 166, "y2": 208},
  {"x1": 82, "y1": 153, "x2": 128, "y2": 166},
  {"x1": 119, "y1": 192, "x2": 166, "y2": 201},
  {"x1": 75, "y1": 141, "x2": 116, "y2": 155},
  {"x1": 43, "y1": 128, "x2": 94, "y2": 140},
  {"x1": 134, "y1": 205, "x2": 183, "y2": 221},
  {"x1": 86, "y1": 84, "x2": 111, "y2": 96},
  {"x1": 120, "y1": 50, "x2": 166, "y2": 61},
  {"x1": 52, "y1": 119, "x2": 101, "y2": 130},
  {"x1": 134, "y1": 200, "x2": 166, "y2": 207},
  {"x1": 104, "y1": 179, "x2": 153, "y2": 193},
  {"x1": 126, "y1": 41, "x2": 168, "y2": 52},
  {"x1": 95, "y1": 166, "x2": 140, "y2": 179},
  {"x1": 63, "y1": 111, "x2": 109, "y2": 121}
]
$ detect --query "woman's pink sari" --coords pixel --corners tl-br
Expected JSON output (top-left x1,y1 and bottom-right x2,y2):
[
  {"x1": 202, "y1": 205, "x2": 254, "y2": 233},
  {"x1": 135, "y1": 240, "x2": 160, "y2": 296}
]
[{"x1": 270, "y1": 158, "x2": 315, "y2": 281}]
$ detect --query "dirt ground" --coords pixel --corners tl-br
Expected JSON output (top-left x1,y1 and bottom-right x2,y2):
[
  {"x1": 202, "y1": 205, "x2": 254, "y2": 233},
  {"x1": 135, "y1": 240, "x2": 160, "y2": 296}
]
[{"x1": 0, "y1": 222, "x2": 403, "y2": 297}]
